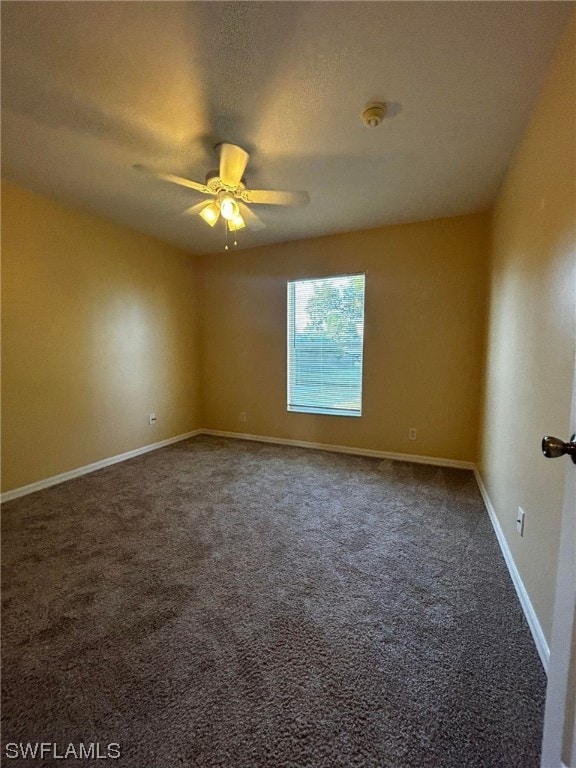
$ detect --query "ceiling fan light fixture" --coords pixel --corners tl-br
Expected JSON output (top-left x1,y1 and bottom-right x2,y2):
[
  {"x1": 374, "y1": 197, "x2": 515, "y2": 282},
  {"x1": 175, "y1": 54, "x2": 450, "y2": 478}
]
[
  {"x1": 199, "y1": 201, "x2": 220, "y2": 227},
  {"x1": 219, "y1": 193, "x2": 240, "y2": 221},
  {"x1": 228, "y1": 213, "x2": 246, "y2": 231}
]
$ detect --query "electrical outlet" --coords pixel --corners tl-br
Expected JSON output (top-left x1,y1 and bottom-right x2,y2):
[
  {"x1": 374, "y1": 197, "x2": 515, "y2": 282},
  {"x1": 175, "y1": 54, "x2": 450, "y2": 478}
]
[
  {"x1": 240, "y1": 411, "x2": 247, "y2": 422},
  {"x1": 408, "y1": 427, "x2": 417, "y2": 441},
  {"x1": 516, "y1": 507, "x2": 525, "y2": 536},
  {"x1": 149, "y1": 413, "x2": 157, "y2": 425}
]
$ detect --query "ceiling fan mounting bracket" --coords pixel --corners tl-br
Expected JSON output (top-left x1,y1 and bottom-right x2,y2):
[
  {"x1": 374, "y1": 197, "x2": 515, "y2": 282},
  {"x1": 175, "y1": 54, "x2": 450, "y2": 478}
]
[
  {"x1": 238, "y1": 190, "x2": 253, "y2": 203},
  {"x1": 205, "y1": 174, "x2": 246, "y2": 197}
]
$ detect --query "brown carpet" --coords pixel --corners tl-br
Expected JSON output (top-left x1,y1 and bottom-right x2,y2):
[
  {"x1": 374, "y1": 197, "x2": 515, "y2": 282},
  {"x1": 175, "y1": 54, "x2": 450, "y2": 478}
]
[{"x1": 2, "y1": 435, "x2": 546, "y2": 767}]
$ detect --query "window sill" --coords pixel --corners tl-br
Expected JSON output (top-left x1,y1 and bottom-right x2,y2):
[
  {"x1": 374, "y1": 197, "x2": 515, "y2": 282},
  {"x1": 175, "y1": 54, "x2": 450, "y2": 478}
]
[{"x1": 287, "y1": 406, "x2": 362, "y2": 418}]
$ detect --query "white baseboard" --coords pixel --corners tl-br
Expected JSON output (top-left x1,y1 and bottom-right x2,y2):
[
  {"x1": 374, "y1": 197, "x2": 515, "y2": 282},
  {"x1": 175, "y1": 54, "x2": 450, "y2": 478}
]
[
  {"x1": 200, "y1": 429, "x2": 475, "y2": 470},
  {"x1": 1, "y1": 430, "x2": 202, "y2": 503},
  {"x1": 473, "y1": 468, "x2": 550, "y2": 672}
]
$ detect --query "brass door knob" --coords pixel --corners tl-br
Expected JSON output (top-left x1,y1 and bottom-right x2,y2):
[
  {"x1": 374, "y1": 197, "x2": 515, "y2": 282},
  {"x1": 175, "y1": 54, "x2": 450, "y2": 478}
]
[{"x1": 542, "y1": 435, "x2": 576, "y2": 464}]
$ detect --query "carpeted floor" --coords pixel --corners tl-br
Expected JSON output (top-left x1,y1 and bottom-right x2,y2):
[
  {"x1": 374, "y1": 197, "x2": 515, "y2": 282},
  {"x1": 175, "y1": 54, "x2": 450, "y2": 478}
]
[{"x1": 2, "y1": 436, "x2": 546, "y2": 767}]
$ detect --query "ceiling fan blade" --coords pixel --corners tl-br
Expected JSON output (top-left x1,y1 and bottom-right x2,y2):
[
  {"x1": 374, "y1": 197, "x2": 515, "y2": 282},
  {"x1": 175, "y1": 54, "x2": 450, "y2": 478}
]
[
  {"x1": 238, "y1": 202, "x2": 266, "y2": 231},
  {"x1": 134, "y1": 164, "x2": 210, "y2": 194},
  {"x1": 219, "y1": 143, "x2": 249, "y2": 187},
  {"x1": 242, "y1": 189, "x2": 309, "y2": 207},
  {"x1": 182, "y1": 201, "x2": 209, "y2": 216}
]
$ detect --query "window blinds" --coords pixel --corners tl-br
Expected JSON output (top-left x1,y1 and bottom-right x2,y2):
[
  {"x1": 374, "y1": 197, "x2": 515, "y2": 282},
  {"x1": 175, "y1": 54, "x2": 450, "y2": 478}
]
[{"x1": 287, "y1": 274, "x2": 365, "y2": 417}]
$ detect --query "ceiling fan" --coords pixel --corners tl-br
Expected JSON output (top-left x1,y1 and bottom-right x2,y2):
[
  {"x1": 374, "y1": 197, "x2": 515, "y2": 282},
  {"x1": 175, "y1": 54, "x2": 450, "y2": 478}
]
[{"x1": 135, "y1": 143, "x2": 309, "y2": 233}]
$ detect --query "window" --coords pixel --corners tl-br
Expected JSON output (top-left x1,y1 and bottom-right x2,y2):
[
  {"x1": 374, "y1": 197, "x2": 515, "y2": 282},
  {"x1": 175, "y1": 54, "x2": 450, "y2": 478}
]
[{"x1": 287, "y1": 274, "x2": 365, "y2": 417}]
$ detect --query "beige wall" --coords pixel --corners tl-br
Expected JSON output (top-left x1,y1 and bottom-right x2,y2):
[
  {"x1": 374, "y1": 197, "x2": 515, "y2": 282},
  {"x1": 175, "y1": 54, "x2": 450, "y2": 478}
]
[
  {"x1": 478, "y1": 14, "x2": 575, "y2": 642},
  {"x1": 1, "y1": 181, "x2": 201, "y2": 492},
  {"x1": 198, "y1": 213, "x2": 489, "y2": 462}
]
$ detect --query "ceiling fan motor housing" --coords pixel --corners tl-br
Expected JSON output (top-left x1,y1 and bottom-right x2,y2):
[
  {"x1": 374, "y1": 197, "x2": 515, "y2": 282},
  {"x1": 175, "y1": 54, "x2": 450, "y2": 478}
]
[{"x1": 206, "y1": 173, "x2": 245, "y2": 196}]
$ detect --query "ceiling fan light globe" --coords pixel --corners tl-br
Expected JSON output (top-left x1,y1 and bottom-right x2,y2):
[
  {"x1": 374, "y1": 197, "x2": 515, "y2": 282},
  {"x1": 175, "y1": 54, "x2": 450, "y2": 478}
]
[
  {"x1": 199, "y1": 201, "x2": 220, "y2": 227},
  {"x1": 220, "y1": 196, "x2": 240, "y2": 220},
  {"x1": 228, "y1": 214, "x2": 246, "y2": 231}
]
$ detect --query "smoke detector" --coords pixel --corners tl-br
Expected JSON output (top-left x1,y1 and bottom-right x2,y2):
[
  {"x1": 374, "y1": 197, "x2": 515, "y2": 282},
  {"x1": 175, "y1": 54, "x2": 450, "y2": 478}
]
[{"x1": 362, "y1": 102, "x2": 387, "y2": 128}]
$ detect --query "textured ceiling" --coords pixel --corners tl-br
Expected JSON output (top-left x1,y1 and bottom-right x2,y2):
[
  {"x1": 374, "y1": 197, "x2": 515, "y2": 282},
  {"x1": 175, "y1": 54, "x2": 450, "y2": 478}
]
[{"x1": 1, "y1": 1, "x2": 572, "y2": 254}]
